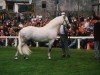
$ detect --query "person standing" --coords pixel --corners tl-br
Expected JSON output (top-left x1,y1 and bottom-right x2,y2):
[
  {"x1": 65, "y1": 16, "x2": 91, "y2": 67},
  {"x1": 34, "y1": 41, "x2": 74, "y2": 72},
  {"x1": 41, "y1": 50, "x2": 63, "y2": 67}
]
[
  {"x1": 59, "y1": 12, "x2": 70, "y2": 58},
  {"x1": 93, "y1": 16, "x2": 100, "y2": 60}
]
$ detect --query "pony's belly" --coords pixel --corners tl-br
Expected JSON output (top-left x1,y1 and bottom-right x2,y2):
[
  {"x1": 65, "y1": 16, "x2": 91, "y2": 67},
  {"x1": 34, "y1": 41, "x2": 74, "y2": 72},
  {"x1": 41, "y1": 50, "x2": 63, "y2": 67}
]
[
  {"x1": 32, "y1": 35, "x2": 49, "y2": 42},
  {"x1": 33, "y1": 31, "x2": 57, "y2": 42}
]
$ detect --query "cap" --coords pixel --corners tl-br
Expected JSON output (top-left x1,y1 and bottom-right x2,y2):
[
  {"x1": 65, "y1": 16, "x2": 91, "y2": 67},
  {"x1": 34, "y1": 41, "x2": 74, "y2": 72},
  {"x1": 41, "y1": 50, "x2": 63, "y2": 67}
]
[{"x1": 61, "y1": 12, "x2": 65, "y2": 15}]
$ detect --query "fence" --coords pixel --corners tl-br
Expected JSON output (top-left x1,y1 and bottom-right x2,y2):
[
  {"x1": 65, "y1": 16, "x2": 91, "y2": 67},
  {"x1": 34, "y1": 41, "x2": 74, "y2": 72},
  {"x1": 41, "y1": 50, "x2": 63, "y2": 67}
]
[{"x1": 0, "y1": 36, "x2": 94, "y2": 49}]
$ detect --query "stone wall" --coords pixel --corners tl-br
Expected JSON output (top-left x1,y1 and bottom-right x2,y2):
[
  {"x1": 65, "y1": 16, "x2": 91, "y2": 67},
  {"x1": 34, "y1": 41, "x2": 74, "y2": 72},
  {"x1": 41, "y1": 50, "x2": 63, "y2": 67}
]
[
  {"x1": 0, "y1": 0, "x2": 6, "y2": 9},
  {"x1": 34, "y1": 0, "x2": 55, "y2": 18},
  {"x1": 34, "y1": 0, "x2": 99, "y2": 17}
]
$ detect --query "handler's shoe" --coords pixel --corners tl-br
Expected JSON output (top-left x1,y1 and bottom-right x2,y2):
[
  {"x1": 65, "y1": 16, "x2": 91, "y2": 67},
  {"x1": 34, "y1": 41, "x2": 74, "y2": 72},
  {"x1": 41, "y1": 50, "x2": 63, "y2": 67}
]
[
  {"x1": 62, "y1": 54, "x2": 70, "y2": 58},
  {"x1": 95, "y1": 57, "x2": 100, "y2": 60},
  {"x1": 62, "y1": 54, "x2": 66, "y2": 58},
  {"x1": 67, "y1": 55, "x2": 70, "y2": 58}
]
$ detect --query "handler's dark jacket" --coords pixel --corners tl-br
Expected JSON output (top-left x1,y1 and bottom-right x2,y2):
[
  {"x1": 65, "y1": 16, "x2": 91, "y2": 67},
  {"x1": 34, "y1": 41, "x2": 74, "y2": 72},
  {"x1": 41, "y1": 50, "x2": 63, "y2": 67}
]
[{"x1": 94, "y1": 21, "x2": 100, "y2": 41}]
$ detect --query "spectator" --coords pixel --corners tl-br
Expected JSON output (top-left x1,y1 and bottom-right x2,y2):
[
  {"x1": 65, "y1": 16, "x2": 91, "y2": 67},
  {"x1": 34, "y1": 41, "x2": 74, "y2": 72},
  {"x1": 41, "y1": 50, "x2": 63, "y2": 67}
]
[{"x1": 93, "y1": 16, "x2": 100, "y2": 60}]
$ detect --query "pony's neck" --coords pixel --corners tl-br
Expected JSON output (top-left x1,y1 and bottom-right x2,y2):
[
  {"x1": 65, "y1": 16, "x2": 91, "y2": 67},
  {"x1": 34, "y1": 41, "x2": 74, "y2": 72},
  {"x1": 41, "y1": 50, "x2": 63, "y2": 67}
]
[
  {"x1": 44, "y1": 22, "x2": 61, "y2": 33},
  {"x1": 44, "y1": 16, "x2": 63, "y2": 29}
]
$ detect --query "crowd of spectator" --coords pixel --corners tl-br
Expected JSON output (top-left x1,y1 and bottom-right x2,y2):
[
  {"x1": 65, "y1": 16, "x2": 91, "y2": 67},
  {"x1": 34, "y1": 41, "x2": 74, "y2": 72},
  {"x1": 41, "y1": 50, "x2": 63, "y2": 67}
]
[
  {"x1": 0, "y1": 11, "x2": 95, "y2": 49},
  {"x1": 0, "y1": 12, "x2": 50, "y2": 46},
  {"x1": 67, "y1": 15, "x2": 94, "y2": 49}
]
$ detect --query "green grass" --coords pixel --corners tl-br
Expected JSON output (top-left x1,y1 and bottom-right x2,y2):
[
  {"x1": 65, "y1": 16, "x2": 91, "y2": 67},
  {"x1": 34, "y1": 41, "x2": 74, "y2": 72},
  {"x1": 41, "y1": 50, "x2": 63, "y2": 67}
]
[{"x1": 0, "y1": 47, "x2": 100, "y2": 75}]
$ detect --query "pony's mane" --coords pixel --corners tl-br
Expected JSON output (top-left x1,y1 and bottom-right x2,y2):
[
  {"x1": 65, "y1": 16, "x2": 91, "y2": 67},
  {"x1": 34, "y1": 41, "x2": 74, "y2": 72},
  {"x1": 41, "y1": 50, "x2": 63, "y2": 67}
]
[{"x1": 45, "y1": 16, "x2": 63, "y2": 26}]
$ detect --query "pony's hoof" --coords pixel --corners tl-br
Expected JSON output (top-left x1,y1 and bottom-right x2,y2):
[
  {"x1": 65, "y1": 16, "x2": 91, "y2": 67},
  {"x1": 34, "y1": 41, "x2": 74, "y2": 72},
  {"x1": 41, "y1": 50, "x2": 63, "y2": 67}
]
[
  {"x1": 24, "y1": 57, "x2": 28, "y2": 60},
  {"x1": 48, "y1": 57, "x2": 51, "y2": 60},
  {"x1": 25, "y1": 57, "x2": 28, "y2": 60},
  {"x1": 14, "y1": 57, "x2": 18, "y2": 60}
]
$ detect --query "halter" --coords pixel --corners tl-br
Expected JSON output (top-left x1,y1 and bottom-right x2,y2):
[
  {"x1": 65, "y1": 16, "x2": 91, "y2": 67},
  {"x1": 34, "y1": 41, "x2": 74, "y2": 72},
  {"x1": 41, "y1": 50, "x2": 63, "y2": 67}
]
[
  {"x1": 62, "y1": 15, "x2": 71, "y2": 38},
  {"x1": 62, "y1": 15, "x2": 69, "y2": 27}
]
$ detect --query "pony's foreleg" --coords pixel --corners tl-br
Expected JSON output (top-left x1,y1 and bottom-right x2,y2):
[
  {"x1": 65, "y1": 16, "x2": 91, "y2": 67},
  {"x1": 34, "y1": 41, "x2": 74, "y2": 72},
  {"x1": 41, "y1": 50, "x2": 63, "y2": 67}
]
[
  {"x1": 14, "y1": 51, "x2": 19, "y2": 59},
  {"x1": 48, "y1": 39, "x2": 55, "y2": 59}
]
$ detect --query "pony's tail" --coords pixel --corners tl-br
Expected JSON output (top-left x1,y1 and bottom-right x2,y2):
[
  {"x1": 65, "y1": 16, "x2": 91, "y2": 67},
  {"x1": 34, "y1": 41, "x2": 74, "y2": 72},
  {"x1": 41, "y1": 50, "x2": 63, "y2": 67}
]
[
  {"x1": 17, "y1": 33, "x2": 31, "y2": 55},
  {"x1": 20, "y1": 44, "x2": 31, "y2": 55}
]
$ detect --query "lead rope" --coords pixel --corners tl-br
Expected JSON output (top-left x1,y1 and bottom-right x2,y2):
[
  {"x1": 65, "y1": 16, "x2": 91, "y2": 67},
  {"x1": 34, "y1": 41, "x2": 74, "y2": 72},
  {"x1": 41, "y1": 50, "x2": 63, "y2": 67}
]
[{"x1": 63, "y1": 16, "x2": 71, "y2": 41}]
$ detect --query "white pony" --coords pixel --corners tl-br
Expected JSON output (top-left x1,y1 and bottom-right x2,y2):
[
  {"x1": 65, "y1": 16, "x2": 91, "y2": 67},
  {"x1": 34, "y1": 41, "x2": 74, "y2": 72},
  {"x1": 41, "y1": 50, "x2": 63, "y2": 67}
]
[{"x1": 15, "y1": 15, "x2": 70, "y2": 59}]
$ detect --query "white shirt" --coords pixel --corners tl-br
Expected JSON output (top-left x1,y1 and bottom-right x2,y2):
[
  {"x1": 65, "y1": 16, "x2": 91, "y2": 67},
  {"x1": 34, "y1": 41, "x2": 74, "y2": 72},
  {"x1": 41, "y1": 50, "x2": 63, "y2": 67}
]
[{"x1": 59, "y1": 25, "x2": 65, "y2": 34}]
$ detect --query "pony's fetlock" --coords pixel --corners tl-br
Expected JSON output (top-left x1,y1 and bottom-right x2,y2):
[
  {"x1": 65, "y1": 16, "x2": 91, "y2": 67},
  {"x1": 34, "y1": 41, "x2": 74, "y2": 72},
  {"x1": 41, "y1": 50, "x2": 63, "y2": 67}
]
[{"x1": 14, "y1": 57, "x2": 18, "y2": 60}]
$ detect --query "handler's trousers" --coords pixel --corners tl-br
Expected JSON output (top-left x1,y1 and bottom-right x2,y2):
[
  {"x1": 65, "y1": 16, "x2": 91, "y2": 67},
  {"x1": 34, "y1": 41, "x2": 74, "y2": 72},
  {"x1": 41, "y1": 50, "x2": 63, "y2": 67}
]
[
  {"x1": 94, "y1": 40, "x2": 100, "y2": 59},
  {"x1": 60, "y1": 35, "x2": 69, "y2": 56}
]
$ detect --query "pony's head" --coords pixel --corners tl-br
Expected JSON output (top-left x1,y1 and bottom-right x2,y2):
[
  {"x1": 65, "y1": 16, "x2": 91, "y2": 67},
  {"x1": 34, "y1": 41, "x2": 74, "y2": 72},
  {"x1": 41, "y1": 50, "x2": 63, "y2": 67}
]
[{"x1": 60, "y1": 15, "x2": 71, "y2": 27}]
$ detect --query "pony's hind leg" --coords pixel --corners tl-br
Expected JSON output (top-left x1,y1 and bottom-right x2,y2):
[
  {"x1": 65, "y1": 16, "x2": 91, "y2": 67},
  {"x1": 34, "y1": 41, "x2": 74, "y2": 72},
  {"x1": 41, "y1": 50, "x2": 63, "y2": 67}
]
[
  {"x1": 48, "y1": 39, "x2": 55, "y2": 59},
  {"x1": 24, "y1": 55, "x2": 29, "y2": 60},
  {"x1": 14, "y1": 43, "x2": 29, "y2": 60}
]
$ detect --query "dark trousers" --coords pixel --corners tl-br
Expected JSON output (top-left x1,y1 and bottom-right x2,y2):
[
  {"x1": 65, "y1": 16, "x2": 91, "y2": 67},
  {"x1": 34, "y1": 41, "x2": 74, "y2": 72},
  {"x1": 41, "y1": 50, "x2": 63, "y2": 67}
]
[
  {"x1": 60, "y1": 35, "x2": 69, "y2": 56},
  {"x1": 94, "y1": 40, "x2": 100, "y2": 59}
]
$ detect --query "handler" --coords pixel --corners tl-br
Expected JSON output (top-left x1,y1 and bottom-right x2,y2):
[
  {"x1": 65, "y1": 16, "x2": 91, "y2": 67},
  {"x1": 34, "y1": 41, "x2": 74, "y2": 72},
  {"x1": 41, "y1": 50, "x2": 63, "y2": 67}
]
[{"x1": 59, "y1": 12, "x2": 70, "y2": 58}]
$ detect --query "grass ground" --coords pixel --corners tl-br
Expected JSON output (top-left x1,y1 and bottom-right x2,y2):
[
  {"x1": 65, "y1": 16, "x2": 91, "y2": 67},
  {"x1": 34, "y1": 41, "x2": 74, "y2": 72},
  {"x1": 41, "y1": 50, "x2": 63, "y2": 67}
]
[{"x1": 0, "y1": 47, "x2": 100, "y2": 75}]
